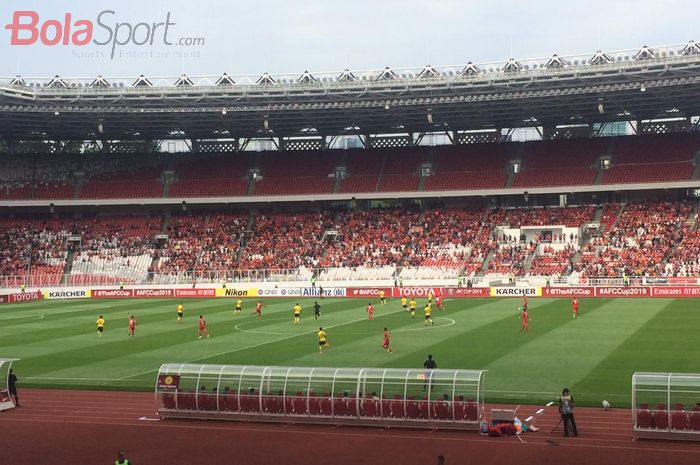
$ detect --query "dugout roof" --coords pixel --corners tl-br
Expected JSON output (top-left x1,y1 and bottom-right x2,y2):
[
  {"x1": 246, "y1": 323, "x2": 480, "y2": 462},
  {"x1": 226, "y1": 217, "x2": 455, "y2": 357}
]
[{"x1": 1, "y1": 43, "x2": 700, "y2": 141}]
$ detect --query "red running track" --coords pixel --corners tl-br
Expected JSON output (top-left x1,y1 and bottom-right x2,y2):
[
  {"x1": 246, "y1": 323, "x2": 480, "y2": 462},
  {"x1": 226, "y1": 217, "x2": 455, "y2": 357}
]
[{"x1": 1, "y1": 389, "x2": 700, "y2": 465}]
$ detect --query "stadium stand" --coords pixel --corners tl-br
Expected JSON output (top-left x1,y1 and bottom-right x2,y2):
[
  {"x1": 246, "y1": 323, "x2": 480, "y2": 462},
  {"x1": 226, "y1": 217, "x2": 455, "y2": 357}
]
[
  {"x1": 70, "y1": 215, "x2": 162, "y2": 284},
  {"x1": 424, "y1": 144, "x2": 509, "y2": 191},
  {"x1": 253, "y1": 151, "x2": 338, "y2": 196},
  {"x1": 573, "y1": 202, "x2": 694, "y2": 277},
  {"x1": 602, "y1": 133, "x2": 699, "y2": 184},
  {"x1": 168, "y1": 154, "x2": 252, "y2": 198},
  {"x1": 0, "y1": 218, "x2": 72, "y2": 287},
  {"x1": 513, "y1": 138, "x2": 605, "y2": 188}
]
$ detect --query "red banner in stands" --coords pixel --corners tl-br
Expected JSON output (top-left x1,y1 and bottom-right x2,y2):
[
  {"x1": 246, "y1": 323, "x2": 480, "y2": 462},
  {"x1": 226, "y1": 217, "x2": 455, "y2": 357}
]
[
  {"x1": 441, "y1": 287, "x2": 491, "y2": 298},
  {"x1": 668, "y1": 277, "x2": 700, "y2": 285},
  {"x1": 134, "y1": 288, "x2": 174, "y2": 298},
  {"x1": 174, "y1": 288, "x2": 216, "y2": 298},
  {"x1": 651, "y1": 286, "x2": 700, "y2": 297},
  {"x1": 542, "y1": 287, "x2": 595, "y2": 297},
  {"x1": 391, "y1": 287, "x2": 441, "y2": 298},
  {"x1": 346, "y1": 288, "x2": 392, "y2": 298},
  {"x1": 92, "y1": 289, "x2": 133, "y2": 299},
  {"x1": 595, "y1": 287, "x2": 651, "y2": 297},
  {"x1": 0, "y1": 290, "x2": 43, "y2": 304}
]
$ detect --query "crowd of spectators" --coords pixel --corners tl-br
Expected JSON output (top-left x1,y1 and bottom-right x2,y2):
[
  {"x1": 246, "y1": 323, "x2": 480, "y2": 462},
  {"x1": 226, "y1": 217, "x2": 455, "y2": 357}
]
[
  {"x1": 0, "y1": 218, "x2": 72, "y2": 285},
  {"x1": 238, "y1": 212, "x2": 334, "y2": 270},
  {"x1": 505, "y1": 206, "x2": 594, "y2": 228},
  {"x1": 574, "y1": 202, "x2": 694, "y2": 277}
]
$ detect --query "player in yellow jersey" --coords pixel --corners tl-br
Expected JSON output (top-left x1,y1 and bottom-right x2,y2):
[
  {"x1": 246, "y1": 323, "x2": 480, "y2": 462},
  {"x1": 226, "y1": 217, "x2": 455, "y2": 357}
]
[
  {"x1": 379, "y1": 290, "x2": 386, "y2": 305},
  {"x1": 234, "y1": 299, "x2": 243, "y2": 316},
  {"x1": 177, "y1": 303, "x2": 184, "y2": 323},
  {"x1": 424, "y1": 304, "x2": 434, "y2": 326},
  {"x1": 409, "y1": 298, "x2": 417, "y2": 318},
  {"x1": 401, "y1": 296, "x2": 408, "y2": 312},
  {"x1": 318, "y1": 327, "x2": 328, "y2": 353},
  {"x1": 428, "y1": 291, "x2": 434, "y2": 304},
  {"x1": 293, "y1": 303, "x2": 302, "y2": 324},
  {"x1": 96, "y1": 315, "x2": 105, "y2": 337}
]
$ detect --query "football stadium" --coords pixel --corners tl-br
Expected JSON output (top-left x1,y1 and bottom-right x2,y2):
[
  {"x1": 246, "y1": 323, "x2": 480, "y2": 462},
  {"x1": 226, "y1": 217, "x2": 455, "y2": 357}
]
[{"x1": 2, "y1": 6, "x2": 700, "y2": 464}]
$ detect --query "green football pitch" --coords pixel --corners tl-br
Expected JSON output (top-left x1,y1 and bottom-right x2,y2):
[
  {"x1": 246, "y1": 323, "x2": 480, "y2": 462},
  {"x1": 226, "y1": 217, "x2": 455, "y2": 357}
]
[{"x1": 1, "y1": 296, "x2": 699, "y2": 406}]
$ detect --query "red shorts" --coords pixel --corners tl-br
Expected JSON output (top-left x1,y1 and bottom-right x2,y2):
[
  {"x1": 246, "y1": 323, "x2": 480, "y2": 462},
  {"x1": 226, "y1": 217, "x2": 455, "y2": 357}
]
[
  {"x1": 199, "y1": 325, "x2": 206, "y2": 331},
  {"x1": 383, "y1": 339, "x2": 390, "y2": 347}
]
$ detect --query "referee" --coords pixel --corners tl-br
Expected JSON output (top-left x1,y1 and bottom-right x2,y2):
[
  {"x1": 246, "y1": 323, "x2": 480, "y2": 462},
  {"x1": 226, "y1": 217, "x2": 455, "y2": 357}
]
[{"x1": 423, "y1": 354, "x2": 437, "y2": 391}]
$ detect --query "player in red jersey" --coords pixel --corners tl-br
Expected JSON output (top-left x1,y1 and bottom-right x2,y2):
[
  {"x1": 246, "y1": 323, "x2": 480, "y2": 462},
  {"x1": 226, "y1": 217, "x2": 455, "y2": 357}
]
[
  {"x1": 382, "y1": 327, "x2": 393, "y2": 354},
  {"x1": 520, "y1": 307, "x2": 529, "y2": 333},
  {"x1": 522, "y1": 295, "x2": 528, "y2": 311},
  {"x1": 367, "y1": 302, "x2": 374, "y2": 320},
  {"x1": 436, "y1": 295, "x2": 445, "y2": 311},
  {"x1": 198, "y1": 315, "x2": 210, "y2": 339},
  {"x1": 254, "y1": 301, "x2": 265, "y2": 319},
  {"x1": 127, "y1": 315, "x2": 136, "y2": 337},
  {"x1": 571, "y1": 297, "x2": 580, "y2": 319}
]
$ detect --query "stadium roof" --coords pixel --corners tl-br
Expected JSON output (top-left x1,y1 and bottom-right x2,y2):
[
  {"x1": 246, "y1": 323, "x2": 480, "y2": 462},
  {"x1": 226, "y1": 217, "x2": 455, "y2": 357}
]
[{"x1": 1, "y1": 43, "x2": 700, "y2": 142}]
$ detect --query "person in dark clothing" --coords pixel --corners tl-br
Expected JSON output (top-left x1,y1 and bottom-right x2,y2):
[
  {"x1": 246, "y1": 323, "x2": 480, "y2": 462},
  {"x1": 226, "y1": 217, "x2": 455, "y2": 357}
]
[
  {"x1": 559, "y1": 387, "x2": 578, "y2": 437},
  {"x1": 423, "y1": 355, "x2": 437, "y2": 391},
  {"x1": 313, "y1": 301, "x2": 321, "y2": 320},
  {"x1": 115, "y1": 449, "x2": 132, "y2": 464},
  {"x1": 8, "y1": 368, "x2": 19, "y2": 407}
]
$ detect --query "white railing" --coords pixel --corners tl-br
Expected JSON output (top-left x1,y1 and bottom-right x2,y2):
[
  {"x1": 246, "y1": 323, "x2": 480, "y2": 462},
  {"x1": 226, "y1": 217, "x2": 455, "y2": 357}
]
[{"x1": 0, "y1": 269, "x2": 698, "y2": 289}]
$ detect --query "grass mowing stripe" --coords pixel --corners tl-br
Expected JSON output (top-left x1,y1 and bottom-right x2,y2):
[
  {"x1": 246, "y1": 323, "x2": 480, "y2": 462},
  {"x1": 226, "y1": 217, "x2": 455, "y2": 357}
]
[
  {"x1": 5, "y1": 296, "x2": 700, "y2": 407},
  {"x1": 483, "y1": 298, "x2": 671, "y2": 406},
  {"x1": 116, "y1": 300, "x2": 432, "y2": 381},
  {"x1": 574, "y1": 298, "x2": 700, "y2": 406}
]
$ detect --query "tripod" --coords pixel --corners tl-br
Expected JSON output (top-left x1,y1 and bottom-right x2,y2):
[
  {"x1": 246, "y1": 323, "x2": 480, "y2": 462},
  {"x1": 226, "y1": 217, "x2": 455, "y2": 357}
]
[{"x1": 550, "y1": 417, "x2": 562, "y2": 433}]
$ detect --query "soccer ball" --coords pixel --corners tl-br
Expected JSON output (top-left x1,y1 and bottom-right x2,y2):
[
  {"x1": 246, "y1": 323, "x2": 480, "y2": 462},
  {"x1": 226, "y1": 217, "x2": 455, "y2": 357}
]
[{"x1": 602, "y1": 400, "x2": 610, "y2": 410}]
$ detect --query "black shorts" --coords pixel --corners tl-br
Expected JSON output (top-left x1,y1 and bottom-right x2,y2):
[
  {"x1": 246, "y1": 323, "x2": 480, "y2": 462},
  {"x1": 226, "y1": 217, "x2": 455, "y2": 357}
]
[
  {"x1": 97, "y1": 327, "x2": 103, "y2": 333},
  {"x1": 235, "y1": 306, "x2": 242, "y2": 311},
  {"x1": 402, "y1": 305, "x2": 407, "y2": 309},
  {"x1": 294, "y1": 313, "x2": 301, "y2": 318},
  {"x1": 178, "y1": 312, "x2": 183, "y2": 317},
  {"x1": 319, "y1": 341, "x2": 326, "y2": 346},
  {"x1": 425, "y1": 315, "x2": 431, "y2": 320}
]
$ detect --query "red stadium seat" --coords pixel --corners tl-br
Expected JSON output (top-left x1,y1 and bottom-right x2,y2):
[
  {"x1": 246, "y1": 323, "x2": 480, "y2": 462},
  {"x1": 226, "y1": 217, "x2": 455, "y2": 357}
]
[
  {"x1": 333, "y1": 397, "x2": 349, "y2": 417},
  {"x1": 433, "y1": 401, "x2": 450, "y2": 420},
  {"x1": 453, "y1": 401, "x2": 466, "y2": 421},
  {"x1": 654, "y1": 410, "x2": 669, "y2": 430},
  {"x1": 689, "y1": 412, "x2": 700, "y2": 431},
  {"x1": 389, "y1": 395, "x2": 404, "y2": 419},
  {"x1": 292, "y1": 394, "x2": 307, "y2": 415},
  {"x1": 320, "y1": 396, "x2": 333, "y2": 416},
  {"x1": 636, "y1": 410, "x2": 653, "y2": 429},
  {"x1": 361, "y1": 397, "x2": 379, "y2": 417},
  {"x1": 405, "y1": 400, "x2": 420, "y2": 419},
  {"x1": 671, "y1": 411, "x2": 688, "y2": 430}
]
